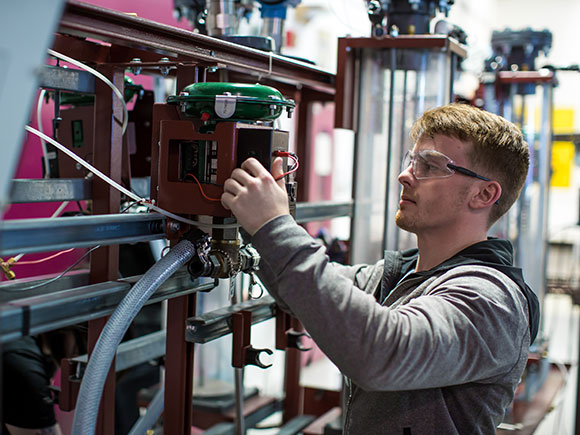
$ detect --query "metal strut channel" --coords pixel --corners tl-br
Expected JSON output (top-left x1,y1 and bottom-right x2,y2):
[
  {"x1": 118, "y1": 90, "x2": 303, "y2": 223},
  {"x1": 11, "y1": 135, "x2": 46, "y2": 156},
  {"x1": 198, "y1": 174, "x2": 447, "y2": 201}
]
[
  {"x1": 0, "y1": 213, "x2": 165, "y2": 256},
  {"x1": 0, "y1": 271, "x2": 215, "y2": 343},
  {"x1": 9, "y1": 178, "x2": 92, "y2": 203},
  {"x1": 186, "y1": 296, "x2": 277, "y2": 344},
  {"x1": 295, "y1": 200, "x2": 353, "y2": 223}
]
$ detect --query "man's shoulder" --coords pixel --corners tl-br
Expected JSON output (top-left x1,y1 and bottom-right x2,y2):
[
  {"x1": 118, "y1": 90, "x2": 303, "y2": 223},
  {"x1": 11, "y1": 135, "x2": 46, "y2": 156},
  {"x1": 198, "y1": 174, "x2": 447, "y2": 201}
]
[{"x1": 433, "y1": 264, "x2": 527, "y2": 305}]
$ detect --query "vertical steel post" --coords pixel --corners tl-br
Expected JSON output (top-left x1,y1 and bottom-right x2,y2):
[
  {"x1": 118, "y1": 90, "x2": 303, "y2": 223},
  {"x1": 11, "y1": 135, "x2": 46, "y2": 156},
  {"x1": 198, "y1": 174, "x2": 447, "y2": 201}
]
[
  {"x1": 383, "y1": 48, "x2": 397, "y2": 253},
  {"x1": 163, "y1": 64, "x2": 199, "y2": 435},
  {"x1": 89, "y1": 65, "x2": 124, "y2": 435},
  {"x1": 164, "y1": 294, "x2": 196, "y2": 434},
  {"x1": 232, "y1": 282, "x2": 246, "y2": 435}
]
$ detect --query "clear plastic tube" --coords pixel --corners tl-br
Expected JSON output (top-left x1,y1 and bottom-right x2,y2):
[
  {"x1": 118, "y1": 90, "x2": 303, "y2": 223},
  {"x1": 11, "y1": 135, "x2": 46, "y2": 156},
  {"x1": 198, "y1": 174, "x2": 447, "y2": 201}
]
[
  {"x1": 36, "y1": 89, "x2": 51, "y2": 178},
  {"x1": 72, "y1": 240, "x2": 196, "y2": 435},
  {"x1": 47, "y1": 49, "x2": 129, "y2": 135},
  {"x1": 24, "y1": 125, "x2": 239, "y2": 230}
]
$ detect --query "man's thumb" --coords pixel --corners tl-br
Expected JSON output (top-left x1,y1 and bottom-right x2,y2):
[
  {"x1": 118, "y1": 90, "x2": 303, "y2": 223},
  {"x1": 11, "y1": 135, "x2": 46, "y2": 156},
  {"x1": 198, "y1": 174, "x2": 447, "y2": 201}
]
[{"x1": 272, "y1": 157, "x2": 286, "y2": 188}]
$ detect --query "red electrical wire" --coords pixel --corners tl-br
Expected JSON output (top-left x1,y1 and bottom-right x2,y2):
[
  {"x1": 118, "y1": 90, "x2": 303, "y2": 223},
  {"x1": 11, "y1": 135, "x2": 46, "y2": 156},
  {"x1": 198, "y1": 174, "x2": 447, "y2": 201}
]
[
  {"x1": 13, "y1": 248, "x2": 76, "y2": 265},
  {"x1": 274, "y1": 152, "x2": 299, "y2": 181},
  {"x1": 186, "y1": 173, "x2": 222, "y2": 201}
]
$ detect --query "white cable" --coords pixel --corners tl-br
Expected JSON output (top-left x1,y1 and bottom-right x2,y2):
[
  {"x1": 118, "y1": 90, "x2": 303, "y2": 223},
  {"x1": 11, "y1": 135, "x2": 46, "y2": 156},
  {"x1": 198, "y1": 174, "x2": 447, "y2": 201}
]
[
  {"x1": 36, "y1": 89, "x2": 51, "y2": 178},
  {"x1": 47, "y1": 49, "x2": 129, "y2": 135},
  {"x1": 51, "y1": 200, "x2": 70, "y2": 219},
  {"x1": 24, "y1": 126, "x2": 240, "y2": 230}
]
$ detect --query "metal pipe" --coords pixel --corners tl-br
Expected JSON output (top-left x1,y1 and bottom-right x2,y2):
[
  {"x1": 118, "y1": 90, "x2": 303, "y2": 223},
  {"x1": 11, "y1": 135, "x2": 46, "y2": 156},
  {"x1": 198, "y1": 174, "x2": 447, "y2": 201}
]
[
  {"x1": 206, "y1": 0, "x2": 237, "y2": 37},
  {"x1": 231, "y1": 278, "x2": 245, "y2": 435},
  {"x1": 383, "y1": 47, "x2": 397, "y2": 253}
]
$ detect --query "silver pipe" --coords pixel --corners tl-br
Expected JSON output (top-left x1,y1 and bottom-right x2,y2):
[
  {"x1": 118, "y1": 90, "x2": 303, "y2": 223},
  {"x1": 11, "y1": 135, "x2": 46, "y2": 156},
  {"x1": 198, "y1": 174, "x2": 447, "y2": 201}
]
[
  {"x1": 383, "y1": 47, "x2": 397, "y2": 253},
  {"x1": 231, "y1": 277, "x2": 245, "y2": 435},
  {"x1": 206, "y1": 0, "x2": 237, "y2": 36},
  {"x1": 261, "y1": 17, "x2": 285, "y2": 52}
]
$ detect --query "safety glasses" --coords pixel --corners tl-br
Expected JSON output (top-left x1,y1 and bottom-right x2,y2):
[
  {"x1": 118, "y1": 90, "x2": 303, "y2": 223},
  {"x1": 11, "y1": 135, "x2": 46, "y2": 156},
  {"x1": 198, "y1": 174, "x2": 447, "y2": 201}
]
[{"x1": 401, "y1": 149, "x2": 491, "y2": 181}]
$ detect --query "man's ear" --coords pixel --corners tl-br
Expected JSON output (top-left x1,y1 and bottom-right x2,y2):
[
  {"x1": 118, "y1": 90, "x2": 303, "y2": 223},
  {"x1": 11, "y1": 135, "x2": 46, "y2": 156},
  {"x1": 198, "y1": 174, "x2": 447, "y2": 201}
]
[{"x1": 470, "y1": 181, "x2": 502, "y2": 209}]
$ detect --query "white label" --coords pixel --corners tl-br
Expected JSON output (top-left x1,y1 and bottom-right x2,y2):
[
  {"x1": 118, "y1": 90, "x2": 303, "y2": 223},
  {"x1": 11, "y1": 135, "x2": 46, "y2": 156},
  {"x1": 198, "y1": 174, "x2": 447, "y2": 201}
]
[{"x1": 214, "y1": 95, "x2": 237, "y2": 119}]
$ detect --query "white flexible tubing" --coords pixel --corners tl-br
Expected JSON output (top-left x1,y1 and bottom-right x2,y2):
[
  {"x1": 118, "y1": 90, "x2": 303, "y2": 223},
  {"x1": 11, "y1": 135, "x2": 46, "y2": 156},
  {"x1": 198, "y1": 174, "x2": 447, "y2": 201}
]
[
  {"x1": 47, "y1": 49, "x2": 129, "y2": 135},
  {"x1": 36, "y1": 89, "x2": 51, "y2": 178},
  {"x1": 51, "y1": 200, "x2": 71, "y2": 219},
  {"x1": 24, "y1": 126, "x2": 239, "y2": 230},
  {"x1": 26, "y1": 125, "x2": 142, "y2": 202},
  {"x1": 127, "y1": 384, "x2": 164, "y2": 435},
  {"x1": 72, "y1": 240, "x2": 196, "y2": 435}
]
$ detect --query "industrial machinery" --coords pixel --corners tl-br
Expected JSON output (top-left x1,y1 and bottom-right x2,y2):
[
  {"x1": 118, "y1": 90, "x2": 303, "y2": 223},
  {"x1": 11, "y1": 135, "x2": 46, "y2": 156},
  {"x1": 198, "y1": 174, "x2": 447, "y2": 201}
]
[
  {"x1": 0, "y1": 2, "x2": 342, "y2": 434},
  {"x1": 336, "y1": 0, "x2": 465, "y2": 264},
  {"x1": 174, "y1": 0, "x2": 301, "y2": 52},
  {"x1": 479, "y1": 28, "x2": 555, "y2": 308},
  {"x1": 150, "y1": 81, "x2": 297, "y2": 279},
  {"x1": 365, "y1": 0, "x2": 455, "y2": 37}
]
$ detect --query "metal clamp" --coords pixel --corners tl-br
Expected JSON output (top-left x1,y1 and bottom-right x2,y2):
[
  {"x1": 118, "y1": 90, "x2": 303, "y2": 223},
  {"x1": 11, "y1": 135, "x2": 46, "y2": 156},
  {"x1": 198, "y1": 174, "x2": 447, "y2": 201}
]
[
  {"x1": 275, "y1": 309, "x2": 311, "y2": 351},
  {"x1": 232, "y1": 310, "x2": 272, "y2": 369},
  {"x1": 245, "y1": 346, "x2": 273, "y2": 369},
  {"x1": 287, "y1": 330, "x2": 312, "y2": 352}
]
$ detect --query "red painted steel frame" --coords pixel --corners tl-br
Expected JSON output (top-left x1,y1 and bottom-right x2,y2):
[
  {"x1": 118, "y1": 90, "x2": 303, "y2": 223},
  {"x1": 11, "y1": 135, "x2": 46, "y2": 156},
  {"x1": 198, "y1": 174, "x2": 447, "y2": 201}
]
[{"x1": 51, "y1": 1, "x2": 336, "y2": 432}]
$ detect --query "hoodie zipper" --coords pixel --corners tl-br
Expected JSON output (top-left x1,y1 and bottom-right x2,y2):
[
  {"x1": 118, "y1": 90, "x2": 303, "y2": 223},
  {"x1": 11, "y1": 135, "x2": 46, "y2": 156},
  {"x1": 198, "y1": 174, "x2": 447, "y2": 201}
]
[{"x1": 344, "y1": 377, "x2": 353, "y2": 433}]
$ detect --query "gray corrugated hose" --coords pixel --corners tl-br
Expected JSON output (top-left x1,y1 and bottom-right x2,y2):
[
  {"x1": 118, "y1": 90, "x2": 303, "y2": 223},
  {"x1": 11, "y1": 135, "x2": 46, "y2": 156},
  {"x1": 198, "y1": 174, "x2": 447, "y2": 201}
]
[{"x1": 72, "y1": 239, "x2": 196, "y2": 435}]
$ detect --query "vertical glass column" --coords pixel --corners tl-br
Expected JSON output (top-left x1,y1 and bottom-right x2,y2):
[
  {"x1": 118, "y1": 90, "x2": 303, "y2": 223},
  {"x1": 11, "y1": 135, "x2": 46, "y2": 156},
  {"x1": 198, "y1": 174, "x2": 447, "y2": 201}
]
[{"x1": 350, "y1": 47, "x2": 453, "y2": 264}]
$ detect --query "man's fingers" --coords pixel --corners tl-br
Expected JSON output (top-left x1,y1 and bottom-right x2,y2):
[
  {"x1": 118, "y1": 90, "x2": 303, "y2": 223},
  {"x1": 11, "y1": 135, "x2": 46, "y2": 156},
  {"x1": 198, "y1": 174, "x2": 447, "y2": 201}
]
[
  {"x1": 241, "y1": 157, "x2": 269, "y2": 177},
  {"x1": 271, "y1": 157, "x2": 286, "y2": 189},
  {"x1": 223, "y1": 178, "x2": 242, "y2": 195},
  {"x1": 229, "y1": 167, "x2": 254, "y2": 186},
  {"x1": 220, "y1": 191, "x2": 233, "y2": 210}
]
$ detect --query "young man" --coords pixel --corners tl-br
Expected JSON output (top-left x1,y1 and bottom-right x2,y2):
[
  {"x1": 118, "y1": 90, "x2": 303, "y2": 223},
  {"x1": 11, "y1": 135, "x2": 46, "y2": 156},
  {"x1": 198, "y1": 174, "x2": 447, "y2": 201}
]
[{"x1": 221, "y1": 103, "x2": 540, "y2": 434}]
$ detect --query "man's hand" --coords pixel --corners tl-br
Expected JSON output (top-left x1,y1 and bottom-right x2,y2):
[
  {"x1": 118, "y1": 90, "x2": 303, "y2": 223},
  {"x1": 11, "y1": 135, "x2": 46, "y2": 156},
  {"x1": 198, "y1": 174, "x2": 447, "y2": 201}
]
[{"x1": 221, "y1": 157, "x2": 290, "y2": 235}]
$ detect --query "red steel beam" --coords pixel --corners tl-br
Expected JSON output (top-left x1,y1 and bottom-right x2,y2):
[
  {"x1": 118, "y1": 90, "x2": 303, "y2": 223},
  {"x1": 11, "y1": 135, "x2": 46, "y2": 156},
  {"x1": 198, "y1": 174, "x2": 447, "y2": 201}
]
[{"x1": 59, "y1": 1, "x2": 334, "y2": 95}]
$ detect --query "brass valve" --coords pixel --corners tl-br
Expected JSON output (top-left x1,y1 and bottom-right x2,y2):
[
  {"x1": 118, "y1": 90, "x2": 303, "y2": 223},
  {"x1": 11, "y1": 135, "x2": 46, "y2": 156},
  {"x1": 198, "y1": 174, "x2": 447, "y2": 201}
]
[{"x1": 0, "y1": 257, "x2": 17, "y2": 280}]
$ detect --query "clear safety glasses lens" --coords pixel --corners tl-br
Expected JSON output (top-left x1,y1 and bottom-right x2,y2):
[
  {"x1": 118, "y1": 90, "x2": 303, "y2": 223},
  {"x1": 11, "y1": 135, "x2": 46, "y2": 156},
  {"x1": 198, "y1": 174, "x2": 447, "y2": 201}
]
[{"x1": 401, "y1": 150, "x2": 454, "y2": 179}]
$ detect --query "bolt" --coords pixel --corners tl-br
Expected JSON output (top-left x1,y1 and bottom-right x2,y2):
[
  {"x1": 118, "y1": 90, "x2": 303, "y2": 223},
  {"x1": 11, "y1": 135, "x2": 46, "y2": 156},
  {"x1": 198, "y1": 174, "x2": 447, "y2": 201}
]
[
  {"x1": 130, "y1": 58, "x2": 143, "y2": 75},
  {"x1": 169, "y1": 221, "x2": 181, "y2": 233},
  {"x1": 159, "y1": 58, "x2": 171, "y2": 76}
]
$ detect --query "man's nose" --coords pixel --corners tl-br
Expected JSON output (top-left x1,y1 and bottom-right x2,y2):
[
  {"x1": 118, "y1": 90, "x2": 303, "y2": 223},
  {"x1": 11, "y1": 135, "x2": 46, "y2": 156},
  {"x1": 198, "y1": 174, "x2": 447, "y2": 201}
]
[{"x1": 398, "y1": 164, "x2": 414, "y2": 186}]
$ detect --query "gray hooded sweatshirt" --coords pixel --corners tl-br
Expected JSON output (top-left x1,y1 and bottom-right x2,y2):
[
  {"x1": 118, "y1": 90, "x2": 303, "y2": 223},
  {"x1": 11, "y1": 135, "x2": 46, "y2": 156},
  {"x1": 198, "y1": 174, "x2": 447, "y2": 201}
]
[{"x1": 250, "y1": 215, "x2": 539, "y2": 435}]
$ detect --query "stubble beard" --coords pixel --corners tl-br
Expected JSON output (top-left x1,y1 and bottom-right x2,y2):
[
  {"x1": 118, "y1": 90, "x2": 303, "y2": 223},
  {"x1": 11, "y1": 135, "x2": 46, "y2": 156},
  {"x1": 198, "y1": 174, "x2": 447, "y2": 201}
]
[{"x1": 394, "y1": 208, "x2": 416, "y2": 233}]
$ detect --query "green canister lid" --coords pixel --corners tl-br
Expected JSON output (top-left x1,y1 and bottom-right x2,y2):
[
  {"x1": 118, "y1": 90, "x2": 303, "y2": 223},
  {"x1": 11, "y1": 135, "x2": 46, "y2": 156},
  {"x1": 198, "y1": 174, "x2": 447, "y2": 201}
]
[{"x1": 167, "y1": 82, "x2": 295, "y2": 122}]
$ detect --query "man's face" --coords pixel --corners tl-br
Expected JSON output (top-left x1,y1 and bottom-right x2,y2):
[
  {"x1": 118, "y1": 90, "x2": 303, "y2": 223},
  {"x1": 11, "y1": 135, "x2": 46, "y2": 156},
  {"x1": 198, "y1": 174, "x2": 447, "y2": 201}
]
[{"x1": 395, "y1": 134, "x2": 476, "y2": 236}]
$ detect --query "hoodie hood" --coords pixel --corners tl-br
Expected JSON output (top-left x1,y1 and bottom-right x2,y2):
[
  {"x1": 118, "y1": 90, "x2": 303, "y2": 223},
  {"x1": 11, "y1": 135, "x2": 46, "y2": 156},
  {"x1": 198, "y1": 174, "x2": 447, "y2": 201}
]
[{"x1": 398, "y1": 238, "x2": 540, "y2": 343}]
